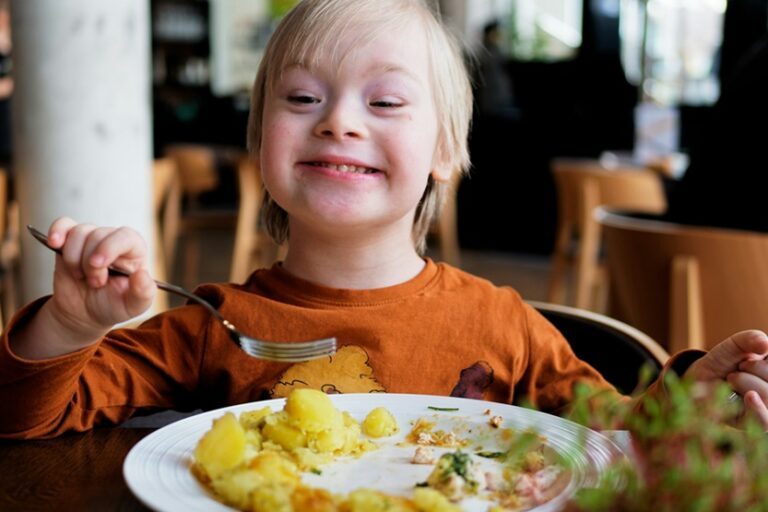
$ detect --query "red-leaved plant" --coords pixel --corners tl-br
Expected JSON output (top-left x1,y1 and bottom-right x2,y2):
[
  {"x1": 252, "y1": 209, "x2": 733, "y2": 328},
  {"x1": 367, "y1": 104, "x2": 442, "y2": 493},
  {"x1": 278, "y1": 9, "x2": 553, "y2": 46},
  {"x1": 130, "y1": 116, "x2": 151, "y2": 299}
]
[{"x1": 564, "y1": 371, "x2": 768, "y2": 512}]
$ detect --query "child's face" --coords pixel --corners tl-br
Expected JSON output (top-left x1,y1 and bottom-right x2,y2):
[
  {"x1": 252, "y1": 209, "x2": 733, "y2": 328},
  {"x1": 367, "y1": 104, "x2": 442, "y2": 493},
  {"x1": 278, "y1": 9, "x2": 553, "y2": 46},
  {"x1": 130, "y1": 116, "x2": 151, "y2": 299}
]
[{"x1": 259, "y1": 19, "x2": 447, "y2": 241}]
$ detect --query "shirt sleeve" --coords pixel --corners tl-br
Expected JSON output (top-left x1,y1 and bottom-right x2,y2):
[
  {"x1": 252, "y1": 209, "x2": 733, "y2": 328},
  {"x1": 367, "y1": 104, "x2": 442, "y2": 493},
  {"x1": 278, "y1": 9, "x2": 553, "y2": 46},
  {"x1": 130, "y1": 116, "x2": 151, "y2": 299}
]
[{"x1": 0, "y1": 297, "x2": 210, "y2": 439}]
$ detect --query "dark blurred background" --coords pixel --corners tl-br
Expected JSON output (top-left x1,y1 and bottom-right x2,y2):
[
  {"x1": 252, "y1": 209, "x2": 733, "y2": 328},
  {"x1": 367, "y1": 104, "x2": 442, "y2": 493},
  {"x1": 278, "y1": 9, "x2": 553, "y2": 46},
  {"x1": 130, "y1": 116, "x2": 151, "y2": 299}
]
[{"x1": 147, "y1": 0, "x2": 768, "y2": 255}]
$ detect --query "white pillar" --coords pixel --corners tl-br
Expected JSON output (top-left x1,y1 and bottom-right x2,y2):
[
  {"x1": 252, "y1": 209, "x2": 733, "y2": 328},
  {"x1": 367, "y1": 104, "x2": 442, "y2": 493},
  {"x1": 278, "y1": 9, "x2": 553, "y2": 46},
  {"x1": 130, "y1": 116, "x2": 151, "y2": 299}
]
[{"x1": 11, "y1": 0, "x2": 153, "y2": 303}]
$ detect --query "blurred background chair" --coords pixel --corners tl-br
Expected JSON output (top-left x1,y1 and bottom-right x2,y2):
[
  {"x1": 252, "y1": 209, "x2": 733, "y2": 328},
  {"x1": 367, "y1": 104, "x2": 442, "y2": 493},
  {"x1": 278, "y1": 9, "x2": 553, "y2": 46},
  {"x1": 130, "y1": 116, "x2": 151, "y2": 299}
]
[
  {"x1": 163, "y1": 144, "x2": 239, "y2": 290},
  {"x1": 151, "y1": 157, "x2": 182, "y2": 312},
  {"x1": 529, "y1": 300, "x2": 669, "y2": 395},
  {"x1": 547, "y1": 158, "x2": 667, "y2": 311},
  {"x1": 0, "y1": 168, "x2": 18, "y2": 327},
  {"x1": 229, "y1": 156, "x2": 284, "y2": 283},
  {"x1": 427, "y1": 172, "x2": 462, "y2": 267},
  {"x1": 599, "y1": 208, "x2": 768, "y2": 354}
]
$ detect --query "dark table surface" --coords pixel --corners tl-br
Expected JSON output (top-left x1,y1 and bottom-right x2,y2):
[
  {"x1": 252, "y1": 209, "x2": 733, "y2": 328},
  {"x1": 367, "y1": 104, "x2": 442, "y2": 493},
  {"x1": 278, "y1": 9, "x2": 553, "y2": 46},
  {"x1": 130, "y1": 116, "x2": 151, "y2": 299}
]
[{"x1": 0, "y1": 427, "x2": 154, "y2": 511}]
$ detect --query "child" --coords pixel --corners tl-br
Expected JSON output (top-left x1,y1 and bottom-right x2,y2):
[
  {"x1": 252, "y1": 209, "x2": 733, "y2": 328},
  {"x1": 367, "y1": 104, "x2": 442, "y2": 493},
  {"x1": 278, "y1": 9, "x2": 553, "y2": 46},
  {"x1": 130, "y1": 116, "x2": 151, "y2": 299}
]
[{"x1": 1, "y1": 0, "x2": 767, "y2": 439}]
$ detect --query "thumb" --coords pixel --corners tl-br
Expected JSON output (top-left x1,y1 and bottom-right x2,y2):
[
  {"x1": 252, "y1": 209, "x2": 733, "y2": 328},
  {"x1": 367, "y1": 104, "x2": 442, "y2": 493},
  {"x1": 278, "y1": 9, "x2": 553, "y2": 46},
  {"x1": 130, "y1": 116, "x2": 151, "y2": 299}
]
[
  {"x1": 732, "y1": 330, "x2": 768, "y2": 359},
  {"x1": 125, "y1": 269, "x2": 156, "y2": 317},
  {"x1": 692, "y1": 330, "x2": 768, "y2": 381}
]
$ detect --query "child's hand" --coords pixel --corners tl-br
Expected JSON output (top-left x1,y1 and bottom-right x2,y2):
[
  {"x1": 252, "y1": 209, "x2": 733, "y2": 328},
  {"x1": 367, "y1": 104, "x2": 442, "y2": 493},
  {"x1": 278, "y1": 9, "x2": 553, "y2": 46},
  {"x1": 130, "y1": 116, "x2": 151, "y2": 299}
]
[
  {"x1": 45, "y1": 217, "x2": 156, "y2": 334},
  {"x1": 684, "y1": 330, "x2": 768, "y2": 428},
  {"x1": 10, "y1": 217, "x2": 156, "y2": 360}
]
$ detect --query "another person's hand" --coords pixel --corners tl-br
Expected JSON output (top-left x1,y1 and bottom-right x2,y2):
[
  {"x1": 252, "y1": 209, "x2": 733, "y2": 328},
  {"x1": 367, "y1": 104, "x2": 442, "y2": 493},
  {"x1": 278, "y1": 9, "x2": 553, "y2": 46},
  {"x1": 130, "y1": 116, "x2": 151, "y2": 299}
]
[
  {"x1": 685, "y1": 330, "x2": 768, "y2": 428},
  {"x1": 9, "y1": 217, "x2": 155, "y2": 360}
]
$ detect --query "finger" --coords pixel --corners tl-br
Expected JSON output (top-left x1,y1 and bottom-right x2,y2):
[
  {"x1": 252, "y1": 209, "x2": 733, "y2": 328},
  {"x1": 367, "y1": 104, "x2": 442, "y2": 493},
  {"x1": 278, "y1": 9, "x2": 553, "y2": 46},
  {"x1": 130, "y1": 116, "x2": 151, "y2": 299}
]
[
  {"x1": 703, "y1": 330, "x2": 768, "y2": 378},
  {"x1": 47, "y1": 216, "x2": 78, "y2": 249},
  {"x1": 727, "y1": 371, "x2": 768, "y2": 403},
  {"x1": 88, "y1": 226, "x2": 148, "y2": 273},
  {"x1": 738, "y1": 357, "x2": 768, "y2": 379},
  {"x1": 81, "y1": 227, "x2": 119, "y2": 288},
  {"x1": 60, "y1": 223, "x2": 98, "y2": 281},
  {"x1": 124, "y1": 269, "x2": 156, "y2": 317},
  {"x1": 744, "y1": 390, "x2": 768, "y2": 430},
  {"x1": 731, "y1": 330, "x2": 768, "y2": 359}
]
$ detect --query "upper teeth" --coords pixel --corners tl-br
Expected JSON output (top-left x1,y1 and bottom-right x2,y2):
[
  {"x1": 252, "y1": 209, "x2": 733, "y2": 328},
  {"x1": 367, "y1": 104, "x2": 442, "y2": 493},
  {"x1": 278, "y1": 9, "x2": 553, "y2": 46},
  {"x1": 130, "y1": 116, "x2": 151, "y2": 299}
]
[{"x1": 316, "y1": 163, "x2": 373, "y2": 174}]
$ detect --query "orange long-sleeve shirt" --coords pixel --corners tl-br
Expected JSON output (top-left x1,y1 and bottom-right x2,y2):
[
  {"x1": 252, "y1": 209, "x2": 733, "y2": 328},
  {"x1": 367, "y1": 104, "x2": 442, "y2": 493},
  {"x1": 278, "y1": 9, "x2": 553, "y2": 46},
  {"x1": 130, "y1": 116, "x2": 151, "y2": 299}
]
[{"x1": 0, "y1": 259, "x2": 663, "y2": 439}]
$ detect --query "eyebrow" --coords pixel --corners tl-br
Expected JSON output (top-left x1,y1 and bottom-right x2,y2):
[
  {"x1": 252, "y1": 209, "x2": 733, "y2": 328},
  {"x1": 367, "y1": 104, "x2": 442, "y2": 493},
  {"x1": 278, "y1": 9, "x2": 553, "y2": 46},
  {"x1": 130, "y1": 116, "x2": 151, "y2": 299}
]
[
  {"x1": 279, "y1": 62, "x2": 424, "y2": 89},
  {"x1": 366, "y1": 63, "x2": 422, "y2": 83}
]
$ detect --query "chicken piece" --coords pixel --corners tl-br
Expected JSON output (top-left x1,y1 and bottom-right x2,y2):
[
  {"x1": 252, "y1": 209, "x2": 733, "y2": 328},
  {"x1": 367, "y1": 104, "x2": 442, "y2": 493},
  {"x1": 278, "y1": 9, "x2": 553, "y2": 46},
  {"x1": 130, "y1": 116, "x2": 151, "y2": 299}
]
[{"x1": 411, "y1": 446, "x2": 436, "y2": 465}]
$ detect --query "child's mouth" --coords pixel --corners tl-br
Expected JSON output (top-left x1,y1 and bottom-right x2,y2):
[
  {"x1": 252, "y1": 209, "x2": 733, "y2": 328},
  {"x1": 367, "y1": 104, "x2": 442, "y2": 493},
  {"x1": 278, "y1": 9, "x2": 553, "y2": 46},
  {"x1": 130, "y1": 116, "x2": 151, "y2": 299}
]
[{"x1": 305, "y1": 162, "x2": 380, "y2": 175}]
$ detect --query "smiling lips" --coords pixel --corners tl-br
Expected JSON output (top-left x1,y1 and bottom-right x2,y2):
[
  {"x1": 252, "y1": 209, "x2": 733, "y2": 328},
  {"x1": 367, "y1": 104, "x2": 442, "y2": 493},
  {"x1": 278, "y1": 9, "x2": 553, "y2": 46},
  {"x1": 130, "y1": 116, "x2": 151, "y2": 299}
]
[{"x1": 305, "y1": 161, "x2": 380, "y2": 175}]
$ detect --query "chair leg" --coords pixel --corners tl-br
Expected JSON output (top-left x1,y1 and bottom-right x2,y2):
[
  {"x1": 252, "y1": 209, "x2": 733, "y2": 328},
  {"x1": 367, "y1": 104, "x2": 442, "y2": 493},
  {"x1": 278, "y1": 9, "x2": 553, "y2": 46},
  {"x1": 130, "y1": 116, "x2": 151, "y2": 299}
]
[
  {"x1": 574, "y1": 179, "x2": 600, "y2": 310},
  {"x1": 670, "y1": 255, "x2": 705, "y2": 352},
  {"x1": 547, "y1": 222, "x2": 572, "y2": 304},
  {"x1": 437, "y1": 201, "x2": 460, "y2": 267},
  {"x1": 183, "y1": 232, "x2": 201, "y2": 291}
]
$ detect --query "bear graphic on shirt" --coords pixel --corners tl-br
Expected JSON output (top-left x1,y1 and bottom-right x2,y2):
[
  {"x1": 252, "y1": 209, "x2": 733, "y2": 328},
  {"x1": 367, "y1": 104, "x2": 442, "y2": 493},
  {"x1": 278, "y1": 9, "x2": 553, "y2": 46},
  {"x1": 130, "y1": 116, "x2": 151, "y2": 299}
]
[
  {"x1": 271, "y1": 345, "x2": 386, "y2": 397},
  {"x1": 271, "y1": 344, "x2": 494, "y2": 400}
]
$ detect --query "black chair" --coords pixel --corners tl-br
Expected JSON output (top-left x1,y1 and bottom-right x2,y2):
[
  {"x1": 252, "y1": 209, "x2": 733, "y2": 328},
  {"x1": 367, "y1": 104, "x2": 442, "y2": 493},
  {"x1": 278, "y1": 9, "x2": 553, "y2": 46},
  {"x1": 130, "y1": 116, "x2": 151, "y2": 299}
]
[{"x1": 528, "y1": 301, "x2": 670, "y2": 395}]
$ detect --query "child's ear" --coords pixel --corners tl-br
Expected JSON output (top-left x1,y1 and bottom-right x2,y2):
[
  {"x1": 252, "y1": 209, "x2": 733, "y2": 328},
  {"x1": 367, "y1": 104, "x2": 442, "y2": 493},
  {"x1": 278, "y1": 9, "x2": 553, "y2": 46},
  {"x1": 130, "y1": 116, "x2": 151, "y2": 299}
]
[{"x1": 430, "y1": 152, "x2": 453, "y2": 183}]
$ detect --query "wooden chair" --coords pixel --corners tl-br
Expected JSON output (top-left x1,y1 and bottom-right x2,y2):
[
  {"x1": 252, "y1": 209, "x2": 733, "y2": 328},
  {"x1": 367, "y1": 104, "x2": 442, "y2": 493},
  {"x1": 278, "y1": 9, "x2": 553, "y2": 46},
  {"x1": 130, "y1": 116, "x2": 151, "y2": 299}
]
[
  {"x1": 0, "y1": 169, "x2": 19, "y2": 328},
  {"x1": 164, "y1": 144, "x2": 236, "y2": 290},
  {"x1": 428, "y1": 172, "x2": 462, "y2": 267},
  {"x1": 229, "y1": 156, "x2": 284, "y2": 283},
  {"x1": 547, "y1": 158, "x2": 667, "y2": 311},
  {"x1": 151, "y1": 158, "x2": 182, "y2": 312},
  {"x1": 599, "y1": 208, "x2": 768, "y2": 354},
  {"x1": 529, "y1": 300, "x2": 669, "y2": 394}
]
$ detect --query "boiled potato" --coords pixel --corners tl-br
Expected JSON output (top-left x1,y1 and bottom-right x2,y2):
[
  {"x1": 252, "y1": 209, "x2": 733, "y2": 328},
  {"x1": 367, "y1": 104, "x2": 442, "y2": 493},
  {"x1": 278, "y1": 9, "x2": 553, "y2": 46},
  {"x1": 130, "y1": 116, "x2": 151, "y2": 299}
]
[
  {"x1": 341, "y1": 489, "x2": 415, "y2": 512},
  {"x1": 239, "y1": 406, "x2": 272, "y2": 430},
  {"x1": 194, "y1": 412, "x2": 246, "y2": 479},
  {"x1": 412, "y1": 487, "x2": 462, "y2": 512},
  {"x1": 249, "y1": 451, "x2": 300, "y2": 485},
  {"x1": 250, "y1": 481, "x2": 295, "y2": 512},
  {"x1": 291, "y1": 486, "x2": 338, "y2": 512},
  {"x1": 285, "y1": 388, "x2": 344, "y2": 432},
  {"x1": 262, "y1": 413, "x2": 308, "y2": 451},
  {"x1": 311, "y1": 425, "x2": 346, "y2": 453},
  {"x1": 362, "y1": 407, "x2": 399, "y2": 438},
  {"x1": 210, "y1": 469, "x2": 265, "y2": 511}
]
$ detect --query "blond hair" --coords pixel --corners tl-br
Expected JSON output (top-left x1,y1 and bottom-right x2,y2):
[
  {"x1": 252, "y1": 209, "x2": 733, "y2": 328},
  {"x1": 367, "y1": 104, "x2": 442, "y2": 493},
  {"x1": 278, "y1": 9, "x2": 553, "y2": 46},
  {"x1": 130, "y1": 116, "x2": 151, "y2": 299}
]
[{"x1": 247, "y1": 0, "x2": 472, "y2": 253}]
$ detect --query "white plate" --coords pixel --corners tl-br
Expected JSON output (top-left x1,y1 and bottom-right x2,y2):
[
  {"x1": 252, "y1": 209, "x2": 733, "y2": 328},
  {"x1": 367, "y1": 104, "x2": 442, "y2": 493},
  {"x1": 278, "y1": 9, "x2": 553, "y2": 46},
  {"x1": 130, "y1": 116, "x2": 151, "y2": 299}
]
[{"x1": 124, "y1": 394, "x2": 624, "y2": 511}]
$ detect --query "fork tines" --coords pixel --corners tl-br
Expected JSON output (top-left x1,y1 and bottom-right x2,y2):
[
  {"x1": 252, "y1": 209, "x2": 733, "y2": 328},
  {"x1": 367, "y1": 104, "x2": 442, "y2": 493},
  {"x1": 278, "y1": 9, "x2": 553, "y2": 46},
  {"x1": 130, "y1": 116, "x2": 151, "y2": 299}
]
[{"x1": 240, "y1": 337, "x2": 337, "y2": 362}]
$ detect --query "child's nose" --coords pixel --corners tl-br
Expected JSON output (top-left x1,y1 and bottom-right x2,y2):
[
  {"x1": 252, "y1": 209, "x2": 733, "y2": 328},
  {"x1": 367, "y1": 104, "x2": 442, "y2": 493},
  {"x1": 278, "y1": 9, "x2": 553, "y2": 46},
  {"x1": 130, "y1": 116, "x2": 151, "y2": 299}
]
[{"x1": 313, "y1": 99, "x2": 368, "y2": 141}]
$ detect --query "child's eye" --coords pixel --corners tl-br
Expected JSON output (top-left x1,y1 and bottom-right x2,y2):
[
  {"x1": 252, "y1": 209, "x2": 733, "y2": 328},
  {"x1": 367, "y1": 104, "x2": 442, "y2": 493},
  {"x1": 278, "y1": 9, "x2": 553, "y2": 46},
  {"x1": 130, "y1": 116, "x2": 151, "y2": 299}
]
[
  {"x1": 288, "y1": 94, "x2": 320, "y2": 104},
  {"x1": 370, "y1": 98, "x2": 404, "y2": 108}
]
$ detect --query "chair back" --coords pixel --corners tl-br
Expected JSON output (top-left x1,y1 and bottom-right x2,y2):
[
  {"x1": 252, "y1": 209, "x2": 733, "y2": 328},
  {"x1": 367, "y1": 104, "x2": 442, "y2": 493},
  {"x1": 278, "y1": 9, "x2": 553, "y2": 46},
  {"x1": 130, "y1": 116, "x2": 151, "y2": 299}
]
[
  {"x1": 599, "y1": 208, "x2": 768, "y2": 353},
  {"x1": 428, "y1": 172, "x2": 462, "y2": 266},
  {"x1": 0, "y1": 168, "x2": 19, "y2": 327},
  {"x1": 548, "y1": 158, "x2": 667, "y2": 310},
  {"x1": 229, "y1": 156, "x2": 284, "y2": 283},
  {"x1": 164, "y1": 144, "x2": 218, "y2": 200},
  {"x1": 151, "y1": 158, "x2": 182, "y2": 312},
  {"x1": 162, "y1": 144, "x2": 235, "y2": 290},
  {"x1": 529, "y1": 300, "x2": 669, "y2": 394}
]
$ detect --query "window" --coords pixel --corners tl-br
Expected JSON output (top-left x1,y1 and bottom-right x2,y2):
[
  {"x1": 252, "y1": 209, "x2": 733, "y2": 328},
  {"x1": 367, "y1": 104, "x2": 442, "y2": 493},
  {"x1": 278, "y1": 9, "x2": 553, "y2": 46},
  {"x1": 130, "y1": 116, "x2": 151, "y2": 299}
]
[
  {"x1": 466, "y1": 0, "x2": 583, "y2": 61},
  {"x1": 620, "y1": 0, "x2": 726, "y2": 106}
]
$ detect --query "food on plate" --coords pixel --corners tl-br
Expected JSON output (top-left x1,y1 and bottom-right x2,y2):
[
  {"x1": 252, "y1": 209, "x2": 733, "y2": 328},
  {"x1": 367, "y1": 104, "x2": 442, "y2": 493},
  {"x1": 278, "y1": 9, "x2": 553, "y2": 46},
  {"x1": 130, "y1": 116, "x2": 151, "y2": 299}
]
[
  {"x1": 412, "y1": 446, "x2": 436, "y2": 465},
  {"x1": 424, "y1": 451, "x2": 486, "y2": 501},
  {"x1": 191, "y1": 392, "x2": 567, "y2": 511},
  {"x1": 193, "y1": 390, "x2": 460, "y2": 511},
  {"x1": 362, "y1": 406, "x2": 399, "y2": 438},
  {"x1": 406, "y1": 417, "x2": 468, "y2": 448}
]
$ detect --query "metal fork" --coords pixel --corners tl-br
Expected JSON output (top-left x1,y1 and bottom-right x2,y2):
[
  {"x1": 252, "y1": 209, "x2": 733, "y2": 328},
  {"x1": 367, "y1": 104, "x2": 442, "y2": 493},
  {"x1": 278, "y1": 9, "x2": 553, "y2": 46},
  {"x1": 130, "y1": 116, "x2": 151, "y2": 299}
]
[{"x1": 27, "y1": 225, "x2": 336, "y2": 362}]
